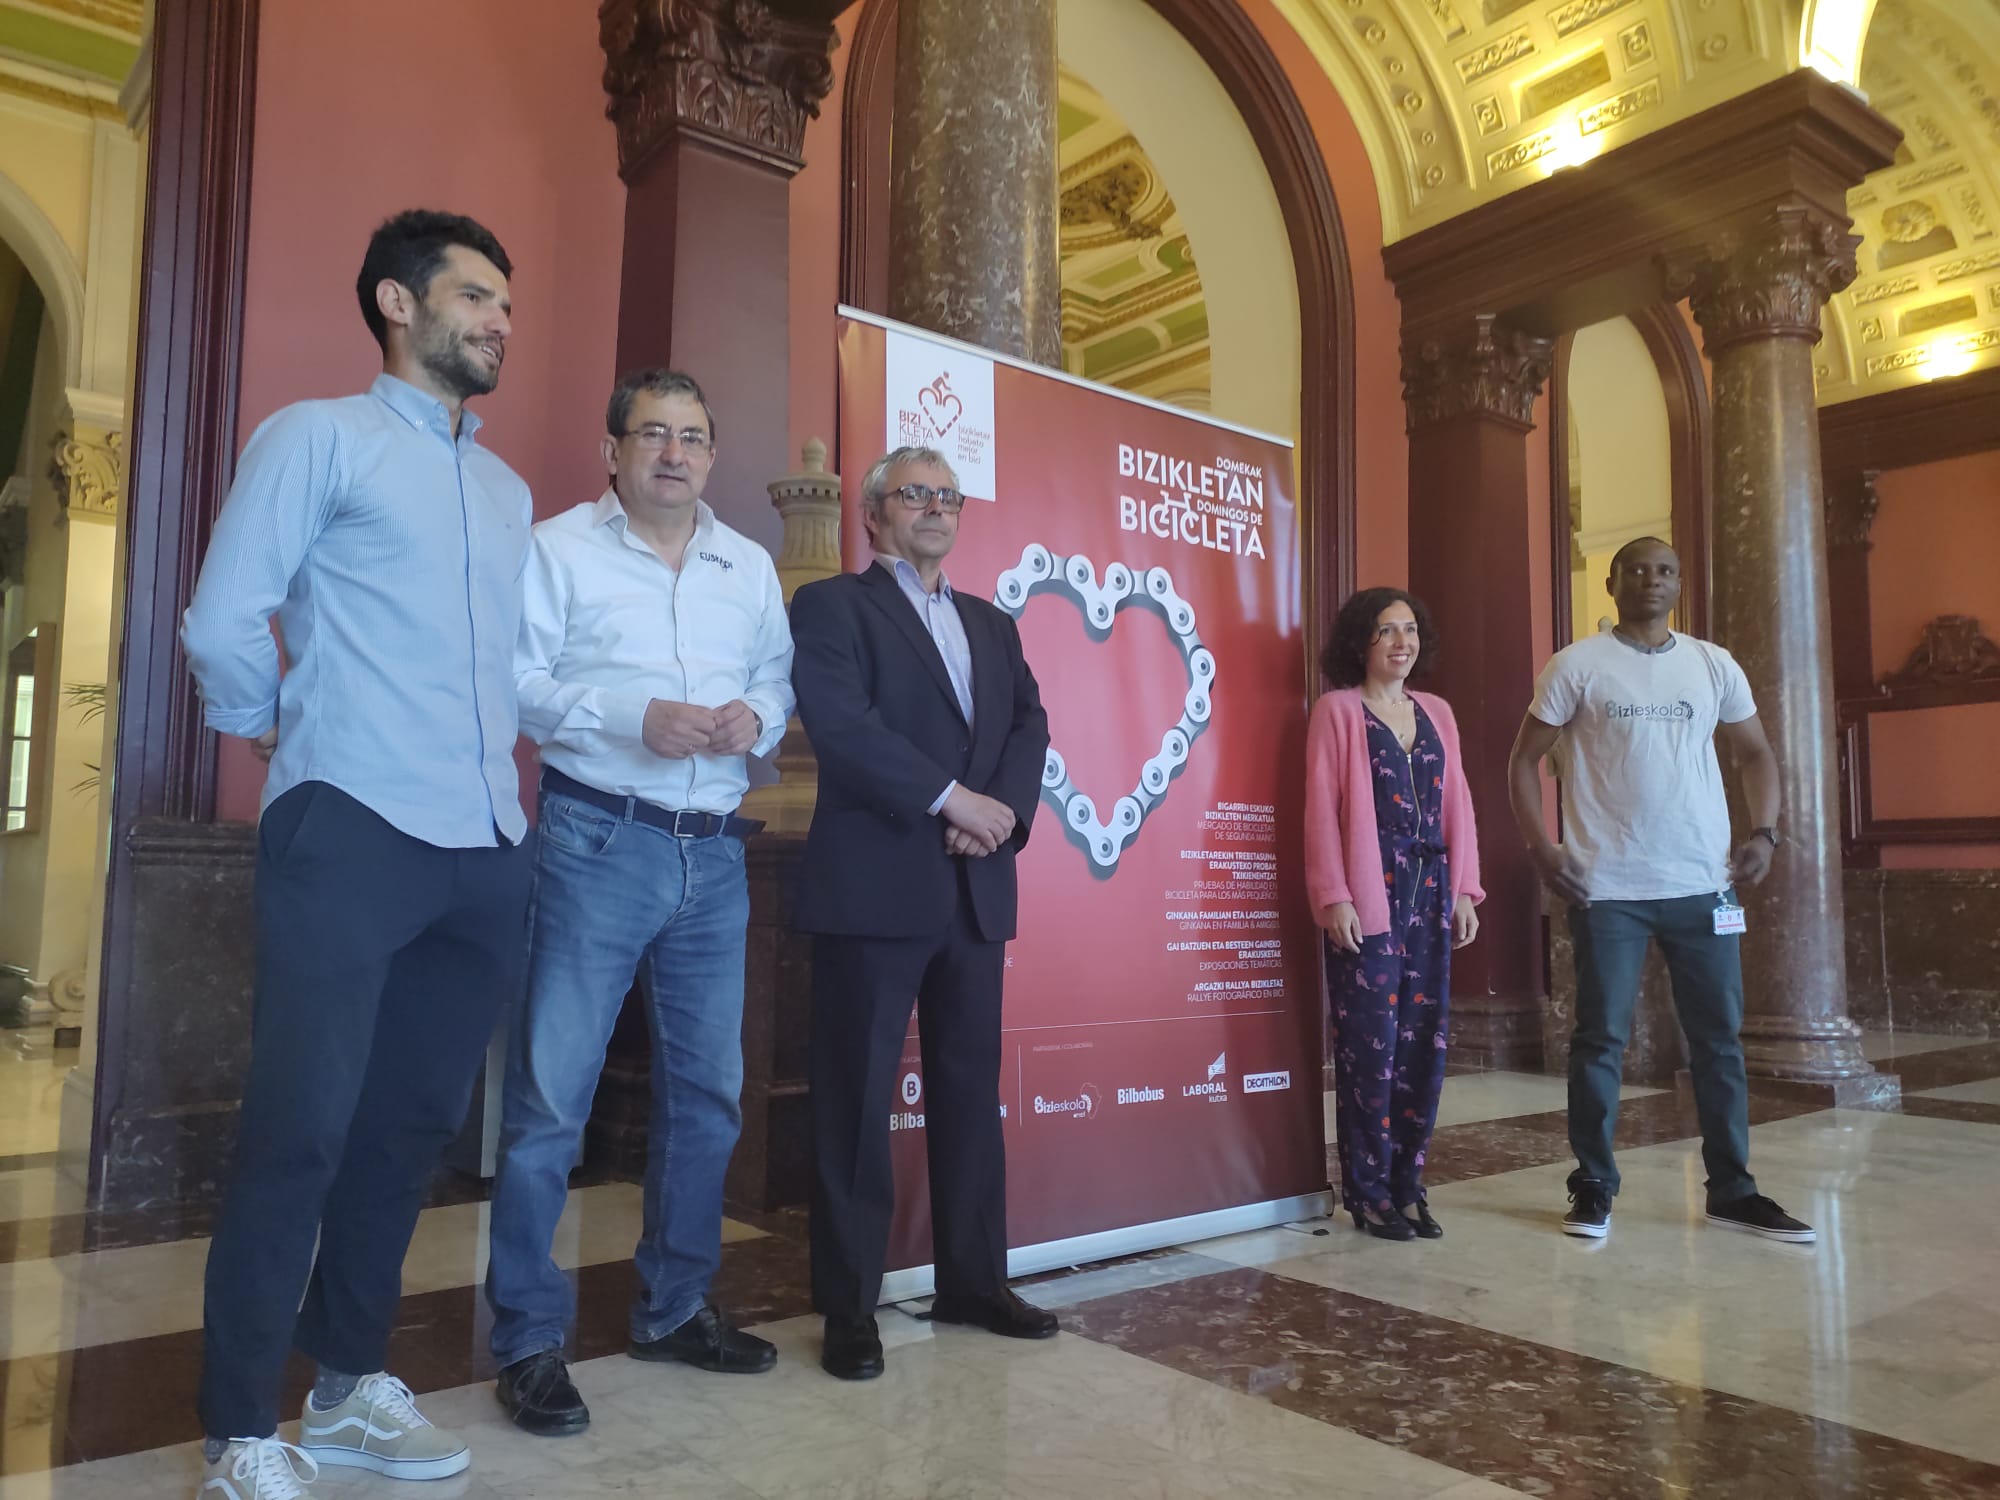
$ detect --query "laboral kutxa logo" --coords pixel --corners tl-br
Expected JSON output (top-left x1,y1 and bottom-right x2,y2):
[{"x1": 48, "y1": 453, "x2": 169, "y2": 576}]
[
  {"x1": 1183, "y1": 1051, "x2": 1229, "y2": 1103},
  {"x1": 1033, "y1": 1083, "x2": 1102, "y2": 1121}
]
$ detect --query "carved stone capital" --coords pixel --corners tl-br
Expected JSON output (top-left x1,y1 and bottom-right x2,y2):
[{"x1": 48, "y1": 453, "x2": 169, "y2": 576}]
[
  {"x1": 1401, "y1": 315, "x2": 1555, "y2": 433},
  {"x1": 1664, "y1": 205, "x2": 1860, "y2": 355},
  {"x1": 50, "y1": 428, "x2": 125, "y2": 524},
  {"x1": 1823, "y1": 468, "x2": 1880, "y2": 551},
  {"x1": 599, "y1": 0, "x2": 836, "y2": 179}
]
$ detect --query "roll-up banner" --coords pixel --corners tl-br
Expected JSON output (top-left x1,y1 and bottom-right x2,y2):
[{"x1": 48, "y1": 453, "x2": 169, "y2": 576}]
[{"x1": 834, "y1": 308, "x2": 1330, "y2": 1299}]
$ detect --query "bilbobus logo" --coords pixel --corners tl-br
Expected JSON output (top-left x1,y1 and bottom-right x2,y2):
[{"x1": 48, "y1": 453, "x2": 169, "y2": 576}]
[{"x1": 1117, "y1": 1085, "x2": 1165, "y2": 1105}]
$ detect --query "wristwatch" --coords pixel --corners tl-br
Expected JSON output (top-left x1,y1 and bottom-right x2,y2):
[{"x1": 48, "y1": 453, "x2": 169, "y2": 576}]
[{"x1": 1753, "y1": 826, "x2": 1782, "y2": 849}]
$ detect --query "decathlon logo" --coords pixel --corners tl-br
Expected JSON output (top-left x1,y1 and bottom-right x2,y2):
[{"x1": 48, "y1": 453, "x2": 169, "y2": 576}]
[
  {"x1": 1033, "y1": 1084, "x2": 1101, "y2": 1120},
  {"x1": 1242, "y1": 1070, "x2": 1291, "y2": 1094}
]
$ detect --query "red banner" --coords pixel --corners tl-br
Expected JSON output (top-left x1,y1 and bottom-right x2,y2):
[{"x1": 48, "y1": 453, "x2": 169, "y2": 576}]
[{"x1": 835, "y1": 310, "x2": 1328, "y2": 1289}]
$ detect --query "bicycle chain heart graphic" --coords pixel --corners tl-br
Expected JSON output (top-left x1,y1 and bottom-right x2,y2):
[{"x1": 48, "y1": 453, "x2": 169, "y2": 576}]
[
  {"x1": 992, "y1": 544, "x2": 1214, "y2": 876},
  {"x1": 917, "y1": 376, "x2": 963, "y2": 437}
]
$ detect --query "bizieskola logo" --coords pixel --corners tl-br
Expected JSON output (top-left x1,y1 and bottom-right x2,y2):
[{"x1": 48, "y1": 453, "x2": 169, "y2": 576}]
[{"x1": 1034, "y1": 1084, "x2": 1102, "y2": 1120}]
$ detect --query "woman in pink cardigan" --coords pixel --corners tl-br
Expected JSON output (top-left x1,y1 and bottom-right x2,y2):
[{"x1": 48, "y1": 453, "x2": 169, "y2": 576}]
[{"x1": 1305, "y1": 588, "x2": 1483, "y2": 1241}]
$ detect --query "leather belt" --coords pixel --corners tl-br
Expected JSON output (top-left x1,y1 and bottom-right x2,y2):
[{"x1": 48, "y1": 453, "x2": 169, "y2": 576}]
[{"x1": 540, "y1": 767, "x2": 764, "y2": 840}]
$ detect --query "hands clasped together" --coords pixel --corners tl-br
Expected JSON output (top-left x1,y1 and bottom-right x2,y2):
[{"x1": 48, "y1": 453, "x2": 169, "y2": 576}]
[{"x1": 641, "y1": 698, "x2": 762, "y2": 759}]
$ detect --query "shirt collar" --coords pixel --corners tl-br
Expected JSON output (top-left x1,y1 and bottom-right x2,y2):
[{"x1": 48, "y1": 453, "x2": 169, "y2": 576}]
[
  {"x1": 879, "y1": 554, "x2": 952, "y2": 600},
  {"x1": 591, "y1": 488, "x2": 716, "y2": 539},
  {"x1": 369, "y1": 372, "x2": 482, "y2": 443},
  {"x1": 1608, "y1": 625, "x2": 1678, "y2": 656}
]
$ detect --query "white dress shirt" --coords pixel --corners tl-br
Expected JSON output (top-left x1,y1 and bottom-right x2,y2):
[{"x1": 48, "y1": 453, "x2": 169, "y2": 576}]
[{"x1": 516, "y1": 490, "x2": 795, "y2": 815}]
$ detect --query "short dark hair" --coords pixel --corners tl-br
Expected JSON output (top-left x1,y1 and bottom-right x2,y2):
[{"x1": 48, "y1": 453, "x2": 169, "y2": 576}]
[
  {"x1": 605, "y1": 368, "x2": 717, "y2": 443},
  {"x1": 1609, "y1": 535, "x2": 1676, "y2": 577},
  {"x1": 1320, "y1": 587, "x2": 1436, "y2": 688},
  {"x1": 355, "y1": 210, "x2": 513, "y2": 351}
]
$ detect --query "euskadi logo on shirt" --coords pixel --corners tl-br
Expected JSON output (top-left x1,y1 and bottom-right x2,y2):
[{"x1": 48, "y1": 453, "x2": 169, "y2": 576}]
[
  {"x1": 1242, "y1": 1070, "x2": 1291, "y2": 1094},
  {"x1": 1184, "y1": 1052, "x2": 1229, "y2": 1102}
]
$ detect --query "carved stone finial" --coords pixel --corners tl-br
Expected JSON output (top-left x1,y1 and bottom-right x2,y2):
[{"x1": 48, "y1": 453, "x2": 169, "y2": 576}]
[
  {"x1": 801, "y1": 436, "x2": 827, "y2": 473},
  {"x1": 1664, "y1": 205, "x2": 1861, "y2": 356},
  {"x1": 50, "y1": 429, "x2": 125, "y2": 524},
  {"x1": 1823, "y1": 468, "x2": 1880, "y2": 551},
  {"x1": 599, "y1": 0, "x2": 837, "y2": 180},
  {"x1": 1400, "y1": 314, "x2": 1555, "y2": 433}
]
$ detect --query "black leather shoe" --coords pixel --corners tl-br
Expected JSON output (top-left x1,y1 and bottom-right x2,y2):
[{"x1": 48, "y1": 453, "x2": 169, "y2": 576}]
[
  {"x1": 1403, "y1": 1201, "x2": 1443, "y2": 1240},
  {"x1": 630, "y1": 1300, "x2": 777, "y2": 1373},
  {"x1": 1350, "y1": 1206, "x2": 1417, "y2": 1241},
  {"x1": 928, "y1": 1288, "x2": 1059, "y2": 1340},
  {"x1": 821, "y1": 1315, "x2": 885, "y2": 1380},
  {"x1": 495, "y1": 1351, "x2": 590, "y2": 1436}
]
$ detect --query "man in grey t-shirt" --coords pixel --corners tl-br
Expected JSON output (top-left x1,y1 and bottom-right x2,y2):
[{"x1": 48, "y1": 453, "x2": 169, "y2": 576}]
[{"x1": 1506, "y1": 537, "x2": 1815, "y2": 1244}]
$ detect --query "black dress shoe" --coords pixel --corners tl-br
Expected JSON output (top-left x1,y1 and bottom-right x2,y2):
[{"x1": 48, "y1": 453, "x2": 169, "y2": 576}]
[
  {"x1": 495, "y1": 1351, "x2": 590, "y2": 1436},
  {"x1": 928, "y1": 1288, "x2": 1059, "y2": 1340},
  {"x1": 1349, "y1": 1207, "x2": 1417, "y2": 1241},
  {"x1": 630, "y1": 1300, "x2": 777, "y2": 1373},
  {"x1": 821, "y1": 1315, "x2": 885, "y2": 1380},
  {"x1": 1403, "y1": 1201, "x2": 1443, "y2": 1240}
]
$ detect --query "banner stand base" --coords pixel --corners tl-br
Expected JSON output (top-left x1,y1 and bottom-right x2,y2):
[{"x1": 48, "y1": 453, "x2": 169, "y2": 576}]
[{"x1": 878, "y1": 1190, "x2": 1333, "y2": 1306}]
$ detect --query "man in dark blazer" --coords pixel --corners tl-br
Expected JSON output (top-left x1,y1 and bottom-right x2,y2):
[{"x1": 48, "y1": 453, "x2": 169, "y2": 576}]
[{"x1": 790, "y1": 445, "x2": 1054, "y2": 1380}]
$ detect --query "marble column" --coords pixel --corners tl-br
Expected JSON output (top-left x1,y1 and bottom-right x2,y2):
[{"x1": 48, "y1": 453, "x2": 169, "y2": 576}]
[
  {"x1": 887, "y1": 0, "x2": 1061, "y2": 365},
  {"x1": 1670, "y1": 206, "x2": 1891, "y2": 1101},
  {"x1": 1401, "y1": 315, "x2": 1557, "y2": 1070}
]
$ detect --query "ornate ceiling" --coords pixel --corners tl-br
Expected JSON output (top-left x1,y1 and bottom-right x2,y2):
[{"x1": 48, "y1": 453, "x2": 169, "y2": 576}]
[
  {"x1": 1056, "y1": 67, "x2": 1213, "y2": 406},
  {"x1": 1271, "y1": 0, "x2": 1811, "y2": 241},
  {"x1": 1817, "y1": 0, "x2": 2000, "y2": 404}
]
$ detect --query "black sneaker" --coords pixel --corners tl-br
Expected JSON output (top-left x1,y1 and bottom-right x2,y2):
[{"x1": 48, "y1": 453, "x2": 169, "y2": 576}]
[
  {"x1": 496, "y1": 1350, "x2": 589, "y2": 1436},
  {"x1": 1563, "y1": 1182, "x2": 1612, "y2": 1238},
  {"x1": 1707, "y1": 1193, "x2": 1816, "y2": 1243},
  {"x1": 630, "y1": 1300, "x2": 778, "y2": 1373}
]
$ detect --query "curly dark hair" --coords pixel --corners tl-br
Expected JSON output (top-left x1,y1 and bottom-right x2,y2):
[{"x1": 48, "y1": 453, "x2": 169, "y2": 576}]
[
  {"x1": 1320, "y1": 587, "x2": 1437, "y2": 688},
  {"x1": 355, "y1": 209, "x2": 513, "y2": 351}
]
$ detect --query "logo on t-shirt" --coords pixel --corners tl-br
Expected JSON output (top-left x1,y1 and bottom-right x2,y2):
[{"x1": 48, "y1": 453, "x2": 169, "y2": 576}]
[{"x1": 1604, "y1": 699, "x2": 1695, "y2": 723}]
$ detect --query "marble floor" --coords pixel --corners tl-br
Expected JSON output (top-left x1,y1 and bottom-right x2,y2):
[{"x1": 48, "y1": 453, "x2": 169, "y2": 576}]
[
  {"x1": 2, "y1": 1033, "x2": 1998, "y2": 1498},
  {"x1": 0, "y1": 1026, "x2": 71, "y2": 1163}
]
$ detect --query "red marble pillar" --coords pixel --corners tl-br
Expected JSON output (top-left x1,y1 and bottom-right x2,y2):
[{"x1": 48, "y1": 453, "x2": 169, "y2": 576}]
[
  {"x1": 598, "y1": 0, "x2": 838, "y2": 550},
  {"x1": 1669, "y1": 206, "x2": 1892, "y2": 1102},
  {"x1": 1402, "y1": 315, "x2": 1556, "y2": 1069}
]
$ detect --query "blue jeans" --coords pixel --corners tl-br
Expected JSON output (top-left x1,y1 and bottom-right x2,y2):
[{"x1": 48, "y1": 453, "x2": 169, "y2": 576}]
[{"x1": 484, "y1": 791, "x2": 750, "y2": 1367}]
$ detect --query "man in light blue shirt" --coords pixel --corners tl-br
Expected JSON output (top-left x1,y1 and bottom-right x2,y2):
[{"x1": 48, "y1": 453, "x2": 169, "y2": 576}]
[
  {"x1": 181, "y1": 210, "x2": 532, "y2": 1500},
  {"x1": 486, "y1": 369, "x2": 795, "y2": 1436}
]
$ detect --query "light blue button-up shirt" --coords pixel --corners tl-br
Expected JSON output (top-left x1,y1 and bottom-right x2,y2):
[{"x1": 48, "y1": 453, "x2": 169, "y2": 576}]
[
  {"x1": 877, "y1": 555, "x2": 973, "y2": 813},
  {"x1": 182, "y1": 373, "x2": 532, "y2": 847}
]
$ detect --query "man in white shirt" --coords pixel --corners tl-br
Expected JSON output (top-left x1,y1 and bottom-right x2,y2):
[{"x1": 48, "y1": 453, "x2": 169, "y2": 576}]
[
  {"x1": 1506, "y1": 537, "x2": 1815, "y2": 1246},
  {"x1": 485, "y1": 370, "x2": 795, "y2": 1435}
]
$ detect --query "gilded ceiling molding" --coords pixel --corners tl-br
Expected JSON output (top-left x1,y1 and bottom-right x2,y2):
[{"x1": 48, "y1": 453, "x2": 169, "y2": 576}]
[
  {"x1": 1666, "y1": 205, "x2": 1861, "y2": 355},
  {"x1": 1400, "y1": 314, "x2": 1554, "y2": 431},
  {"x1": 598, "y1": 0, "x2": 836, "y2": 179}
]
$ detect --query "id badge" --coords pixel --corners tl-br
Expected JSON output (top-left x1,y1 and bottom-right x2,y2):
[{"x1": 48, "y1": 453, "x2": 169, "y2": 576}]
[{"x1": 1713, "y1": 894, "x2": 1746, "y2": 936}]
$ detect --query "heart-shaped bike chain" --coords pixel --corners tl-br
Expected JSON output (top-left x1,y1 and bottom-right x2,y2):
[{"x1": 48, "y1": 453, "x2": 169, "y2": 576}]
[{"x1": 992, "y1": 543, "x2": 1214, "y2": 875}]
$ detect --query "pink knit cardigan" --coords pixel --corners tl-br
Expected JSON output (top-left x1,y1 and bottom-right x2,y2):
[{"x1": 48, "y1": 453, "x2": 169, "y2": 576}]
[{"x1": 1303, "y1": 688, "x2": 1484, "y2": 937}]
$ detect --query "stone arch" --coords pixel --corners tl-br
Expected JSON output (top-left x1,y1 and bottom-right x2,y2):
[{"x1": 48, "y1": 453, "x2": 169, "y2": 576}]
[{"x1": 0, "y1": 169, "x2": 85, "y2": 390}]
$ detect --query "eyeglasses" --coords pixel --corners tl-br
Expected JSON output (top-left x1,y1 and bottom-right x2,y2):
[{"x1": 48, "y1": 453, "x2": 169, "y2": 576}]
[
  {"x1": 884, "y1": 483, "x2": 965, "y2": 513},
  {"x1": 622, "y1": 424, "x2": 713, "y2": 454}
]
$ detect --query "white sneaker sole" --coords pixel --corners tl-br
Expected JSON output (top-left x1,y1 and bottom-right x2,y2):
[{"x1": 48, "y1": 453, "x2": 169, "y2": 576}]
[
  {"x1": 1561, "y1": 1218, "x2": 1610, "y2": 1238},
  {"x1": 302, "y1": 1445, "x2": 471, "y2": 1480},
  {"x1": 1706, "y1": 1213, "x2": 1816, "y2": 1243}
]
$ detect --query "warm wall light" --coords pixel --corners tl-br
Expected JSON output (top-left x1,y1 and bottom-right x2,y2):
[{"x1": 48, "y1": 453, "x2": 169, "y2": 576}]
[
  {"x1": 1916, "y1": 338, "x2": 1977, "y2": 381},
  {"x1": 1541, "y1": 120, "x2": 1603, "y2": 176},
  {"x1": 1801, "y1": 0, "x2": 1880, "y2": 88}
]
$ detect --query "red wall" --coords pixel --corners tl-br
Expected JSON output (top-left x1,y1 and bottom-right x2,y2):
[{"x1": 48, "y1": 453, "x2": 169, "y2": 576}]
[
  {"x1": 789, "y1": 9, "x2": 854, "y2": 467},
  {"x1": 215, "y1": 0, "x2": 627, "y2": 822},
  {"x1": 1867, "y1": 449, "x2": 2000, "y2": 868}
]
